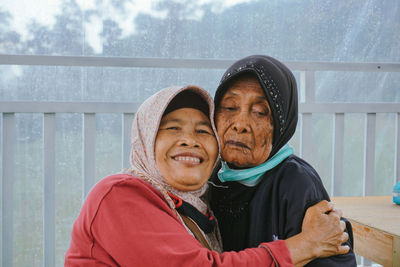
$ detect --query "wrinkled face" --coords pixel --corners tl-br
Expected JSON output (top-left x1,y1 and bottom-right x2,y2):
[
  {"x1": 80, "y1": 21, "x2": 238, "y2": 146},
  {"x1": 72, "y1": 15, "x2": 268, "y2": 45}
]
[
  {"x1": 155, "y1": 108, "x2": 218, "y2": 191},
  {"x1": 216, "y1": 76, "x2": 274, "y2": 168}
]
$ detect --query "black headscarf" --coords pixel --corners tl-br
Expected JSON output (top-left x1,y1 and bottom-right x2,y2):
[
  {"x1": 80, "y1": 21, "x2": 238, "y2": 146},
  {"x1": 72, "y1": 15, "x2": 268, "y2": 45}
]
[{"x1": 214, "y1": 55, "x2": 298, "y2": 159}]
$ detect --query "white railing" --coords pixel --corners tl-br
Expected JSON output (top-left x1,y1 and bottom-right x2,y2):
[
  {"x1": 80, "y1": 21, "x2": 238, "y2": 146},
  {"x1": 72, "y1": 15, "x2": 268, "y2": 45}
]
[{"x1": 1, "y1": 54, "x2": 400, "y2": 266}]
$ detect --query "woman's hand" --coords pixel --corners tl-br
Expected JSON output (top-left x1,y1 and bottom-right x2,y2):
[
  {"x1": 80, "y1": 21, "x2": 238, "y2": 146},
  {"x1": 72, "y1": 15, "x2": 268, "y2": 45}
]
[
  {"x1": 302, "y1": 200, "x2": 349, "y2": 257},
  {"x1": 285, "y1": 200, "x2": 350, "y2": 266}
]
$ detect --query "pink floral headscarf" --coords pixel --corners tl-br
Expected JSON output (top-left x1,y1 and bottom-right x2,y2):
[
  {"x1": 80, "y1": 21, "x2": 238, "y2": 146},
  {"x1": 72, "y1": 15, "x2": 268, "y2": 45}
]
[{"x1": 128, "y1": 85, "x2": 219, "y2": 215}]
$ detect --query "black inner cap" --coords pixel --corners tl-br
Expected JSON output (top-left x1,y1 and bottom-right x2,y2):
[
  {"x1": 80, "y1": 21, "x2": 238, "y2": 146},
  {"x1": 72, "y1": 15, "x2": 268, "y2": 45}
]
[{"x1": 163, "y1": 90, "x2": 209, "y2": 117}]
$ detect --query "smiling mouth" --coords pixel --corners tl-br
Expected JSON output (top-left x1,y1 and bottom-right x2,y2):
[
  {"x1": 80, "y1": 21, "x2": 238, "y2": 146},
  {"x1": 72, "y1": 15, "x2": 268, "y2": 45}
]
[
  {"x1": 225, "y1": 140, "x2": 249, "y2": 149},
  {"x1": 171, "y1": 153, "x2": 203, "y2": 165}
]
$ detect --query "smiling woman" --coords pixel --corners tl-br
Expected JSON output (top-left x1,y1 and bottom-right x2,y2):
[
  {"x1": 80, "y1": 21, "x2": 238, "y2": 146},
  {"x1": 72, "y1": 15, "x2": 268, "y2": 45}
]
[
  {"x1": 154, "y1": 89, "x2": 218, "y2": 192},
  {"x1": 155, "y1": 106, "x2": 218, "y2": 191}
]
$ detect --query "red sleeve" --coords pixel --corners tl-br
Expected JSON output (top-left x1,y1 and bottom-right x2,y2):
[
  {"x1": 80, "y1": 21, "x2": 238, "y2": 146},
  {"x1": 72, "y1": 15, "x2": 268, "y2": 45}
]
[
  {"x1": 259, "y1": 241, "x2": 294, "y2": 266},
  {"x1": 65, "y1": 174, "x2": 293, "y2": 267}
]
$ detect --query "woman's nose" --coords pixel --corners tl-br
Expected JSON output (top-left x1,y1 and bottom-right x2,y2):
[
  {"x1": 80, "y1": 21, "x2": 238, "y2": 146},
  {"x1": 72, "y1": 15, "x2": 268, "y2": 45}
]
[
  {"x1": 232, "y1": 112, "x2": 250, "y2": 133},
  {"x1": 177, "y1": 132, "x2": 200, "y2": 147}
]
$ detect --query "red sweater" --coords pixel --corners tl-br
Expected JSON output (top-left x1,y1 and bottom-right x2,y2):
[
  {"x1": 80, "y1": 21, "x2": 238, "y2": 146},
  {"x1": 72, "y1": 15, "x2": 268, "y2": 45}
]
[{"x1": 65, "y1": 174, "x2": 293, "y2": 267}]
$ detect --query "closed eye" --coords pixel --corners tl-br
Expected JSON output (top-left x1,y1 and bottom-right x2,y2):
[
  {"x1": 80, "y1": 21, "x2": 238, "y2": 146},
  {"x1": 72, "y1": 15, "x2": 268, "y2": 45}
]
[
  {"x1": 221, "y1": 106, "x2": 237, "y2": 111},
  {"x1": 256, "y1": 111, "x2": 268, "y2": 116},
  {"x1": 197, "y1": 129, "x2": 213, "y2": 135},
  {"x1": 253, "y1": 107, "x2": 269, "y2": 117},
  {"x1": 166, "y1": 126, "x2": 179, "y2": 130}
]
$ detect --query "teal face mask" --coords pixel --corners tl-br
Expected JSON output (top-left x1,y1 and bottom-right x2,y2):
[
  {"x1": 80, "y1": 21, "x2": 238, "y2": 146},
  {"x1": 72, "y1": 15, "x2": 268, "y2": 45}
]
[{"x1": 218, "y1": 144, "x2": 294, "y2": 187}]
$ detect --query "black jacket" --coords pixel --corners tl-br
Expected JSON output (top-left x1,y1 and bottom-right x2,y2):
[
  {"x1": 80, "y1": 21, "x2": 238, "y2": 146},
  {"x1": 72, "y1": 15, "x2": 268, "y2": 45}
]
[{"x1": 209, "y1": 154, "x2": 356, "y2": 266}]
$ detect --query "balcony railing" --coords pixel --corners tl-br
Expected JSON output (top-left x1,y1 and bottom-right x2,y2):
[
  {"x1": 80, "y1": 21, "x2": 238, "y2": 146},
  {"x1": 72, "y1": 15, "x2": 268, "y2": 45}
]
[{"x1": 1, "y1": 54, "x2": 400, "y2": 266}]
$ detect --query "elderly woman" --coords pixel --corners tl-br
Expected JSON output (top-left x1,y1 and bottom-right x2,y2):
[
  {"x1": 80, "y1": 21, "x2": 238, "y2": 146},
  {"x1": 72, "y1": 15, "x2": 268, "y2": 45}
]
[
  {"x1": 209, "y1": 55, "x2": 357, "y2": 266},
  {"x1": 65, "y1": 85, "x2": 348, "y2": 266}
]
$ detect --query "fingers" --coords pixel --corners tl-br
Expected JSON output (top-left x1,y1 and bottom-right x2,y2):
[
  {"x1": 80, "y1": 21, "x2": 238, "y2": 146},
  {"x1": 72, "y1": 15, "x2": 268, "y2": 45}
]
[
  {"x1": 341, "y1": 232, "x2": 349, "y2": 244},
  {"x1": 330, "y1": 207, "x2": 343, "y2": 218},
  {"x1": 337, "y1": 245, "x2": 350, "y2": 255},
  {"x1": 301, "y1": 200, "x2": 352, "y2": 258},
  {"x1": 311, "y1": 200, "x2": 333, "y2": 214},
  {"x1": 325, "y1": 208, "x2": 341, "y2": 224},
  {"x1": 339, "y1": 220, "x2": 346, "y2": 232}
]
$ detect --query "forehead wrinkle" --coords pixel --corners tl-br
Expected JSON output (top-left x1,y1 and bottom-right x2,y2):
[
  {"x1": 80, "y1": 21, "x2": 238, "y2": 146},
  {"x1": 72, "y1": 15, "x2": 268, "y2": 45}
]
[
  {"x1": 221, "y1": 90, "x2": 238, "y2": 99},
  {"x1": 160, "y1": 116, "x2": 211, "y2": 127},
  {"x1": 224, "y1": 88, "x2": 268, "y2": 103},
  {"x1": 255, "y1": 96, "x2": 268, "y2": 102},
  {"x1": 198, "y1": 120, "x2": 212, "y2": 127},
  {"x1": 159, "y1": 118, "x2": 183, "y2": 126}
]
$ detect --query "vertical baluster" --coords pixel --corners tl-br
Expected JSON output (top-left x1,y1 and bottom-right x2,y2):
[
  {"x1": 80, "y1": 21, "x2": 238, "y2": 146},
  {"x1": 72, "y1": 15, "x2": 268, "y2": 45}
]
[
  {"x1": 332, "y1": 113, "x2": 345, "y2": 196},
  {"x1": 300, "y1": 71, "x2": 315, "y2": 162},
  {"x1": 122, "y1": 113, "x2": 135, "y2": 170},
  {"x1": 43, "y1": 113, "x2": 56, "y2": 267},
  {"x1": 364, "y1": 113, "x2": 376, "y2": 196},
  {"x1": 83, "y1": 113, "x2": 96, "y2": 199},
  {"x1": 2, "y1": 113, "x2": 14, "y2": 267},
  {"x1": 301, "y1": 114, "x2": 313, "y2": 162}
]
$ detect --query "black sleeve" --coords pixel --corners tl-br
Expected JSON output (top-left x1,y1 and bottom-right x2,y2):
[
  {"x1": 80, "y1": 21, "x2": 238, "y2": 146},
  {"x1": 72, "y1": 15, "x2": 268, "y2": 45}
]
[{"x1": 278, "y1": 158, "x2": 357, "y2": 267}]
